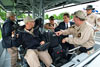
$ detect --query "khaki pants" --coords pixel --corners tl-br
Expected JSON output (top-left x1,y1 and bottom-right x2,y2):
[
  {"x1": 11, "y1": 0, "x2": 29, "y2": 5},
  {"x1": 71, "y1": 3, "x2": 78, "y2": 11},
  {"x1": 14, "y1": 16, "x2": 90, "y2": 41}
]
[
  {"x1": 8, "y1": 47, "x2": 18, "y2": 67},
  {"x1": 24, "y1": 49, "x2": 52, "y2": 67}
]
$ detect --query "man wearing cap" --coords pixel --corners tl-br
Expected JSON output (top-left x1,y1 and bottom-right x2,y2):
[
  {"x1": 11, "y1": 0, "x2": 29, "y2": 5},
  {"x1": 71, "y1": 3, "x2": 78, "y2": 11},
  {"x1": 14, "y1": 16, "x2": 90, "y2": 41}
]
[
  {"x1": 86, "y1": 5, "x2": 100, "y2": 32},
  {"x1": 12, "y1": 16, "x2": 53, "y2": 67},
  {"x1": 2, "y1": 11, "x2": 18, "y2": 67},
  {"x1": 55, "y1": 10, "x2": 95, "y2": 55},
  {"x1": 44, "y1": 16, "x2": 58, "y2": 32}
]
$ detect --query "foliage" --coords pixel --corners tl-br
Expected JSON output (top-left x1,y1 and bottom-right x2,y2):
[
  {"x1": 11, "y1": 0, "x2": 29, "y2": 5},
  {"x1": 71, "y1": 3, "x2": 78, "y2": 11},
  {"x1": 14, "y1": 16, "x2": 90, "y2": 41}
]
[
  {"x1": 0, "y1": 8, "x2": 6, "y2": 21},
  {"x1": 57, "y1": 13, "x2": 65, "y2": 20},
  {"x1": 53, "y1": 14, "x2": 58, "y2": 19},
  {"x1": 45, "y1": 12, "x2": 73, "y2": 20},
  {"x1": 0, "y1": 29, "x2": 2, "y2": 39},
  {"x1": 17, "y1": 13, "x2": 26, "y2": 19},
  {"x1": 45, "y1": 14, "x2": 49, "y2": 19}
]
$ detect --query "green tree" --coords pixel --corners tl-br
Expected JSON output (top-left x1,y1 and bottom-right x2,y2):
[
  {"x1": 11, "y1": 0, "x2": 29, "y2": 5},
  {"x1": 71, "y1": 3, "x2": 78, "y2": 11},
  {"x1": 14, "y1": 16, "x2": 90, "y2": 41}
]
[
  {"x1": 70, "y1": 13, "x2": 74, "y2": 20},
  {"x1": 58, "y1": 13, "x2": 65, "y2": 20},
  {"x1": 53, "y1": 14, "x2": 58, "y2": 19},
  {"x1": 70, "y1": 15, "x2": 73, "y2": 19},
  {"x1": 0, "y1": 8, "x2": 6, "y2": 39},
  {"x1": 0, "y1": 8, "x2": 6, "y2": 21},
  {"x1": 45, "y1": 14, "x2": 49, "y2": 19},
  {"x1": 17, "y1": 13, "x2": 26, "y2": 19}
]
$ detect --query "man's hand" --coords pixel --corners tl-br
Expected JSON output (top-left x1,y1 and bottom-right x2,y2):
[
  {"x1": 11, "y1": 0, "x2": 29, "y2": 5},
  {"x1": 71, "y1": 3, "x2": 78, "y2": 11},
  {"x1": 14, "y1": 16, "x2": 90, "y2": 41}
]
[
  {"x1": 55, "y1": 31, "x2": 62, "y2": 36},
  {"x1": 40, "y1": 41, "x2": 45, "y2": 45},
  {"x1": 12, "y1": 31, "x2": 15, "y2": 37},
  {"x1": 94, "y1": 30, "x2": 99, "y2": 32},
  {"x1": 12, "y1": 31, "x2": 19, "y2": 38},
  {"x1": 49, "y1": 27, "x2": 55, "y2": 29},
  {"x1": 62, "y1": 39, "x2": 66, "y2": 43}
]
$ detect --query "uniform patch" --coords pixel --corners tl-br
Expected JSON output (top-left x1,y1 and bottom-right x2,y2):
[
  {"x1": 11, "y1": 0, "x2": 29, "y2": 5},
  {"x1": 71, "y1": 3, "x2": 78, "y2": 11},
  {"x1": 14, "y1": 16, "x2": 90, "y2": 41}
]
[
  {"x1": 97, "y1": 18, "x2": 100, "y2": 22},
  {"x1": 77, "y1": 33, "x2": 81, "y2": 37}
]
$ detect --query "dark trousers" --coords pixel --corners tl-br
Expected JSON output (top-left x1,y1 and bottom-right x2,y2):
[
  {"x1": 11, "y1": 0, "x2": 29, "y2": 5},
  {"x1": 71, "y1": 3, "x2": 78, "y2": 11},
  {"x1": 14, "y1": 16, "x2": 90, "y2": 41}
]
[
  {"x1": 61, "y1": 42, "x2": 74, "y2": 61},
  {"x1": 61, "y1": 42, "x2": 74, "y2": 50}
]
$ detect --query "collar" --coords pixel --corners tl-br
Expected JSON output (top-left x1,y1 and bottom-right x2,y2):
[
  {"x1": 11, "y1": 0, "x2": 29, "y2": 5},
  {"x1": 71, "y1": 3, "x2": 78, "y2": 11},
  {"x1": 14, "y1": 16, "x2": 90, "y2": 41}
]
[
  {"x1": 76, "y1": 22, "x2": 86, "y2": 31},
  {"x1": 6, "y1": 18, "x2": 14, "y2": 24},
  {"x1": 24, "y1": 28, "x2": 34, "y2": 35},
  {"x1": 87, "y1": 13, "x2": 92, "y2": 16},
  {"x1": 64, "y1": 22, "x2": 69, "y2": 24},
  {"x1": 65, "y1": 22, "x2": 71, "y2": 27}
]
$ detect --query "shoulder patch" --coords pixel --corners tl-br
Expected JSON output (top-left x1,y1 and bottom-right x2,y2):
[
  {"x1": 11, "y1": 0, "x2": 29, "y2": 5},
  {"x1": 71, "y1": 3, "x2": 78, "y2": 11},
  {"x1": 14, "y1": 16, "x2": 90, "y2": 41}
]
[
  {"x1": 77, "y1": 33, "x2": 81, "y2": 38},
  {"x1": 97, "y1": 18, "x2": 100, "y2": 22}
]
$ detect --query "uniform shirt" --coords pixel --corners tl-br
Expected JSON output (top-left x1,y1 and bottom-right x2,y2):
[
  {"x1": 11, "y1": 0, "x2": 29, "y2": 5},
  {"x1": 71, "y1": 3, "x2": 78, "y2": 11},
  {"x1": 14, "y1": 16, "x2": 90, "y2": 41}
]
[
  {"x1": 45, "y1": 23, "x2": 58, "y2": 32},
  {"x1": 86, "y1": 13, "x2": 100, "y2": 31},
  {"x1": 61, "y1": 22, "x2": 95, "y2": 49}
]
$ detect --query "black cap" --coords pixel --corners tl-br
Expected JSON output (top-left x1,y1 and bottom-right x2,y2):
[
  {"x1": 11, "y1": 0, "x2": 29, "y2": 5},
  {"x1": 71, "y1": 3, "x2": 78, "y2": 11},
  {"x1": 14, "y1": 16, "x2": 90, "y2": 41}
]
[
  {"x1": 86, "y1": 5, "x2": 95, "y2": 10},
  {"x1": 49, "y1": 16, "x2": 54, "y2": 20}
]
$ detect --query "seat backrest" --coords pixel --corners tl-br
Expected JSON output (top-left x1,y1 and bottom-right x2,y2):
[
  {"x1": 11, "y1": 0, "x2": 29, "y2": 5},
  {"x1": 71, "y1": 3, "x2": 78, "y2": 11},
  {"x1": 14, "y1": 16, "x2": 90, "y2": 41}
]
[{"x1": 44, "y1": 31, "x2": 60, "y2": 48}]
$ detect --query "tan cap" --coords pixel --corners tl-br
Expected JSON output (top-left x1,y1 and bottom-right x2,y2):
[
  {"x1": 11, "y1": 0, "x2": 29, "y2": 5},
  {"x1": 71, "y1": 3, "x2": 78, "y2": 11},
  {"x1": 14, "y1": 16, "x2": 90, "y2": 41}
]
[
  {"x1": 24, "y1": 16, "x2": 34, "y2": 24},
  {"x1": 6, "y1": 11, "x2": 15, "y2": 18},
  {"x1": 74, "y1": 10, "x2": 87, "y2": 20}
]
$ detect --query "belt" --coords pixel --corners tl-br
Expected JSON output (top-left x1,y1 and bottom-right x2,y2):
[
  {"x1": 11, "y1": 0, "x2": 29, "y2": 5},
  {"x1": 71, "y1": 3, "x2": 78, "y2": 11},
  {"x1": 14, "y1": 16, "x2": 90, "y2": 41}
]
[
  {"x1": 79, "y1": 47, "x2": 93, "y2": 53},
  {"x1": 87, "y1": 47, "x2": 93, "y2": 51}
]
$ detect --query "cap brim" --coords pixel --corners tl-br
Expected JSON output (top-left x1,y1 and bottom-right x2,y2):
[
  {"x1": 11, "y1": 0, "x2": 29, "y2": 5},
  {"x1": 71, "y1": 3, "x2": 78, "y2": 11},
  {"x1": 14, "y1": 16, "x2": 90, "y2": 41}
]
[
  {"x1": 86, "y1": 8, "x2": 95, "y2": 10},
  {"x1": 49, "y1": 19, "x2": 54, "y2": 20}
]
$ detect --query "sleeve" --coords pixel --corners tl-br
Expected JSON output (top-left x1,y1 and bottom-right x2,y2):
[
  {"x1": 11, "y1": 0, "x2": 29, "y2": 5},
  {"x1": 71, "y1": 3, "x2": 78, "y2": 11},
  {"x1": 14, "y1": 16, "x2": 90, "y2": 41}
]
[
  {"x1": 96, "y1": 15, "x2": 100, "y2": 31},
  {"x1": 61, "y1": 27, "x2": 75, "y2": 35},
  {"x1": 2, "y1": 23, "x2": 13, "y2": 37},
  {"x1": 2, "y1": 23, "x2": 13, "y2": 48},
  {"x1": 54, "y1": 23, "x2": 62, "y2": 32},
  {"x1": 64, "y1": 28, "x2": 94, "y2": 45},
  {"x1": 38, "y1": 30, "x2": 46, "y2": 42},
  {"x1": 55, "y1": 23, "x2": 58, "y2": 27}
]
